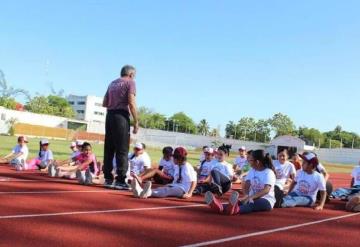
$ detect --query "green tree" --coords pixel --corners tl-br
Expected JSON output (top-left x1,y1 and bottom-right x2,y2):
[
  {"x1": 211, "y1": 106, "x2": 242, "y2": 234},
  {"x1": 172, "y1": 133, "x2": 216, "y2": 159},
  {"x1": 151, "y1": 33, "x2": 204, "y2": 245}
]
[
  {"x1": 270, "y1": 113, "x2": 296, "y2": 137},
  {"x1": 0, "y1": 97, "x2": 17, "y2": 109},
  {"x1": 236, "y1": 117, "x2": 257, "y2": 141},
  {"x1": 47, "y1": 95, "x2": 75, "y2": 118},
  {"x1": 298, "y1": 126, "x2": 324, "y2": 147},
  {"x1": 255, "y1": 119, "x2": 271, "y2": 142},
  {"x1": 225, "y1": 121, "x2": 236, "y2": 138},
  {"x1": 197, "y1": 119, "x2": 210, "y2": 136},
  {"x1": 169, "y1": 112, "x2": 197, "y2": 134}
]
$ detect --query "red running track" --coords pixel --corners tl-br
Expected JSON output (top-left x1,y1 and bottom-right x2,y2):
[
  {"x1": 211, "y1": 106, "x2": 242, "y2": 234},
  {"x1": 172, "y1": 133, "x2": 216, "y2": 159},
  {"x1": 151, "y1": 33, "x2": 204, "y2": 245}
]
[{"x1": 0, "y1": 166, "x2": 359, "y2": 247}]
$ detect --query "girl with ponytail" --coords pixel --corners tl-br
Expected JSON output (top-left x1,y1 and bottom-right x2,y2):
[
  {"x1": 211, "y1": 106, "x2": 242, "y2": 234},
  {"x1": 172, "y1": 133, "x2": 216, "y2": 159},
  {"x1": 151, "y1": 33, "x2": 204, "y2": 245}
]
[{"x1": 205, "y1": 149, "x2": 277, "y2": 215}]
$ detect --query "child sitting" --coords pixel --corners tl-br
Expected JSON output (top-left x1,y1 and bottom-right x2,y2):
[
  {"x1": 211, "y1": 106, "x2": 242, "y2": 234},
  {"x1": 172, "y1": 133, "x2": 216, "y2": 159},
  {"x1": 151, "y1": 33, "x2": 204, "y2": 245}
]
[
  {"x1": 193, "y1": 147, "x2": 216, "y2": 194},
  {"x1": 233, "y1": 146, "x2": 248, "y2": 183},
  {"x1": 195, "y1": 144, "x2": 233, "y2": 196},
  {"x1": 281, "y1": 152, "x2": 327, "y2": 210},
  {"x1": 131, "y1": 147, "x2": 197, "y2": 199},
  {"x1": 128, "y1": 143, "x2": 151, "y2": 178},
  {"x1": 132, "y1": 146, "x2": 174, "y2": 185},
  {"x1": 331, "y1": 160, "x2": 360, "y2": 205},
  {"x1": 56, "y1": 142, "x2": 99, "y2": 185},
  {"x1": 48, "y1": 141, "x2": 81, "y2": 177},
  {"x1": 205, "y1": 149, "x2": 276, "y2": 215},
  {"x1": 25, "y1": 139, "x2": 54, "y2": 171},
  {"x1": 0, "y1": 136, "x2": 29, "y2": 168}
]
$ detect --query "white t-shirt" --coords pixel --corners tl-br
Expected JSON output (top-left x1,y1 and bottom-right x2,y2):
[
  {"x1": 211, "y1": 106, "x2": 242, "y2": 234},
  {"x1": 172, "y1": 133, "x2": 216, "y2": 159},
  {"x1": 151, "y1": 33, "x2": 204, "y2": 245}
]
[
  {"x1": 159, "y1": 158, "x2": 175, "y2": 177},
  {"x1": 197, "y1": 159, "x2": 215, "y2": 180},
  {"x1": 12, "y1": 144, "x2": 29, "y2": 163},
  {"x1": 39, "y1": 150, "x2": 54, "y2": 163},
  {"x1": 273, "y1": 160, "x2": 296, "y2": 188},
  {"x1": 129, "y1": 152, "x2": 151, "y2": 175},
  {"x1": 234, "y1": 156, "x2": 247, "y2": 170},
  {"x1": 171, "y1": 162, "x2": 197, "y2": 193},
  {"x1": 246, "y1": 168, "x2": 276, "y2": 207},
  {"x1": 293, "y1": 170, "x2": 326, "y2": 203},
  {"x1": 351, "y1": 166, "x2": 360, "y2": 187},
  {"x1": 316, "y1": 163, "x2": 326, "y2": 173},
  {"x1": 211, "y1": 161, "x2": 234, "y2": 179}
]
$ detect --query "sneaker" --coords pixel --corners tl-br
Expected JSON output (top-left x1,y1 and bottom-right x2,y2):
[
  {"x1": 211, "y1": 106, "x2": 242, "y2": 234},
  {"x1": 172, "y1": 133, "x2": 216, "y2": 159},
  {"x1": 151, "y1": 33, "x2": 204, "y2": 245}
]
[
  {"x1": 48, "y1": 164, "x2": 56, "y2": 177},
  {"x1": 224, "y1": 191, "x2": 240, "y2": 215},
  {"x1": 346, "y1": 195, "x2": 360, "y2": 212},
  {"x1": 131, "y1": 179, "x2": 143, "y2": 198},
  {"x1": 55, "y1": 168, "x2": 61, "y2": 177},
  {"x1": 140, "y1": 181, "x2": 152, "y2": 199},
  {"x1": 76, "y1": 170, "x2": 85, "y2": 185},
  {"x1": 114, "y1": 181, "x2": 130, "y2": 190},
  {"x1": 15, "y1": 164, "x2": 23, "y2": 171},
  {"x1": 85, "y1": 169, "x2": 93, "y2": 185},
  {"x1": 204, "y1": 191, "x2": 223, "y2": 213},
  {"x1": 104, "y1": 179, "x2": 114, "y2": 189}
]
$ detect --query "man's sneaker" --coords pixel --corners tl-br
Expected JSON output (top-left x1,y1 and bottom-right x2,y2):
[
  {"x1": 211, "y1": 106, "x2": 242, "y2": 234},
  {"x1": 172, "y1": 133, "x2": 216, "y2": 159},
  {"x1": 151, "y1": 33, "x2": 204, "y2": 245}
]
[
  {"x1": 114, "y1": 181, "x2": 130, "y2": 191},
  {"x1": 76, "y1": 170, "x2": 85, "y2": 185},
  {"x1": 131, "y1": 179, "x2": 143, "y2": 198},
  {"x1": 104, "y1": 179, "x2": 114, "y2": 189},
  {"x1": 84, "y1": 169, "x2": 93, "y2": 185},
  {"x1": 204, "y1": 191, "x2": 223, "y2": 213},
  {"x1": 140, "y1": 181, "x2": 152, "y2": 199},
  {"x1": 224, "y1": 191, "x2": 240, "y2": 215}
]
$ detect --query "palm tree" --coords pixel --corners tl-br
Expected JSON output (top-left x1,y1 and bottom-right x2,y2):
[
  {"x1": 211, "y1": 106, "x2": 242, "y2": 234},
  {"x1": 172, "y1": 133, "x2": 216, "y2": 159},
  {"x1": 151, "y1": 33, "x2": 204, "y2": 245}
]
[
  {"x1": 197, "y1": 119, "x2": 210, "y2": 136},
  {"x1": 0, "y1": 70, "x2": 30, "y2": 99}
]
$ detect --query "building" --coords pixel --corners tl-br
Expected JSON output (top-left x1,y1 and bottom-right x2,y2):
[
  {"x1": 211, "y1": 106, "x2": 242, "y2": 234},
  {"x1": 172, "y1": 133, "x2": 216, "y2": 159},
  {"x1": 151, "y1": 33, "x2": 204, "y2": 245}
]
[
  {"x1": 266, "y1": 135, "x2": 315, "y2": 158},
  {"x1": 67, "y1": 95, "x2": 106, "y2": 122}
]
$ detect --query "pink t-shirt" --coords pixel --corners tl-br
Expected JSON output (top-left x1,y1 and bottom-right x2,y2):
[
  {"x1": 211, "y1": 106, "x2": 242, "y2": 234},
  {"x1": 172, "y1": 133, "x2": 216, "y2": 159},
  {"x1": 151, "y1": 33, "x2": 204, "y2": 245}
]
[
  {"x1": 104, "y1": 78, "x2": 136, "y2": 112},
  {"x1": 76, "y1": 153, "x2": 98, "y2": 174}
]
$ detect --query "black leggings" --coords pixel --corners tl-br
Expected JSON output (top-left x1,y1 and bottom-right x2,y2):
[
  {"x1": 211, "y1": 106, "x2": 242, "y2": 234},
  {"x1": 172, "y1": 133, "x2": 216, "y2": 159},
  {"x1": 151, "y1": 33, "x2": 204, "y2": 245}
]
[
  {"x1": 196, "y1": 170, "x2": 231, "y2": 195},
  {"x1": 317, "y1": 181, "x2": 333, "y2": 202},
  {"x1": 274, "y1": 185, "x2": 285, "y2": 208}
]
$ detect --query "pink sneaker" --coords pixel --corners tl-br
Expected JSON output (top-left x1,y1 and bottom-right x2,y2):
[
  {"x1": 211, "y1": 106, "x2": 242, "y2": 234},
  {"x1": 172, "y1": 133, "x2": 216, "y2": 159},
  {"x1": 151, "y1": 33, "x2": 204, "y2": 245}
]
[
  {"x1": 204, "y1": 191, "x2": 223, "y2": 213},
  {"x1": 225, "y1": 191, "x2": 240, "y2": 215}
]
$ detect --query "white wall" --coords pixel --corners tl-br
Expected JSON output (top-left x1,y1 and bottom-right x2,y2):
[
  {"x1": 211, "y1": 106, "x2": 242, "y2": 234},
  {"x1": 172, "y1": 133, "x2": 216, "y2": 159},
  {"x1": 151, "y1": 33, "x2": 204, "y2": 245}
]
[
  {"x1": 316, "y1": 148, "x2": 360, "y2": 165},
  {"x1": 0, "y1": 107, "x2": 68, "y2": 134}
]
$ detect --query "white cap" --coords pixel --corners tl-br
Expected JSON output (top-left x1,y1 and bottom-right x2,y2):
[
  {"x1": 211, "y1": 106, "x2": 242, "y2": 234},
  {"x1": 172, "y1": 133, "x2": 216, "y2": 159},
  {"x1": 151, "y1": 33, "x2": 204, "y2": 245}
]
[
  {"x1": 204, "y1": 147, "x2": 214, "y2": 154},
  {"x1": 76, "y1": 140, "x2": 84, "y2": 146},
  {"x1": 134, "y1": 142, "x2": 144, "y2": 150},
  {"x1": 70, "y1": 142, "x2": 76, "y2": 148},
  {"x1": 40, "y1": 139, "x2": 49, "y2": 145},
  {"x1": 239, "y1": 146, "x2": 246, "y2": 151}
]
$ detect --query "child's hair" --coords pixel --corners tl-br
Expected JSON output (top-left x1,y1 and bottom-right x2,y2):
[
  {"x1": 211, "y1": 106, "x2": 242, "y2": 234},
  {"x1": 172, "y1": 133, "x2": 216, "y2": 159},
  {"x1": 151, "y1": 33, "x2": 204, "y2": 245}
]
[
  {"x1": 202, "y1": 145, "x2": 209, "y2": 150},
  {"x1": 38, "y1": 141, "x2": 42, "y2": 158},
  {"x1": 250, "y1": 149, "x2": 275, "y2": 172},
  {"x1": 162, "y1": 146, "x2": 173, "y2": 156},
  {"x1": 218, "y1": 144, "x2": 232, "y2": 156},
  {"x1": 173, "y1": 147, "x2": 187, "y2": 162},
  {"x1": 277, "y1": 149, "x2": 289, "y2": 155},
  {"x1": 82, "y1": 142, "x2": 92, "y2": 150}
]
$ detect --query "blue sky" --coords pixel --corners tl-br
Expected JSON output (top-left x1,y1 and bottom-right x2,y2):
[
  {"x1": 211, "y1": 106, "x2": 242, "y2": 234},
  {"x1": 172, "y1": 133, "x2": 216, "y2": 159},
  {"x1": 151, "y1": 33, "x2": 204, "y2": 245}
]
[{"x1": 1, "y1": 0, "x2": 359, "y2": 135}]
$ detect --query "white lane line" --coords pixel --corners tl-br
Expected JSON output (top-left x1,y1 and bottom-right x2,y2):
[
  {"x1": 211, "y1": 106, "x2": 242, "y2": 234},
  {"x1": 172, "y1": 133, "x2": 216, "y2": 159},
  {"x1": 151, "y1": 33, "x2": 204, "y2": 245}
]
[
  {"x1": 0, "y1": 204, "x2": 206, "y2": 220},
  {"x1": 180, "y1": 213, "x2": 360, "y2": 247},
  {"x1": 0, "y1": 190, "x2": 116, "y2": 195}
]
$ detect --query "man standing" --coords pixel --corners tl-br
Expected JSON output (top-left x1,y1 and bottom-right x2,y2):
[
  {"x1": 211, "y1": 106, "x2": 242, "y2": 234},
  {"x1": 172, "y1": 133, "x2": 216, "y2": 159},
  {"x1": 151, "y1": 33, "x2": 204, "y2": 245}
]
[{"x1": 103, "y1": 65, "x2": 139, "y2": 190}]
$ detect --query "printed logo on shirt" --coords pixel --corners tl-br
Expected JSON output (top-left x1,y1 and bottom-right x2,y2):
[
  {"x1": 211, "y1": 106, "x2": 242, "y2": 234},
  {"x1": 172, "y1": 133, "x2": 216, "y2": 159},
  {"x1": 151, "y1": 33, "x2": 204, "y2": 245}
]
[
  {"x1": 275, "y1": 168, "x2": 284, "y2": 179},
  {"x1": 298, "y1": 180, "x2": 311, "y2": 195},
  {"x1": 252, "y1": 176, "x2": 264, "y2": 193}
]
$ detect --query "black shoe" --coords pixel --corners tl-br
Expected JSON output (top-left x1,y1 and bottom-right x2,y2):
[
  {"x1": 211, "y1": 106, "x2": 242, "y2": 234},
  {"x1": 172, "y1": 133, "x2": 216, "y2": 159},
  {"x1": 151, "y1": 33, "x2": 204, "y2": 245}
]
[
  {"x1": 104, "y1": 179, "x2": 114, "y2": 189},
  {"x1": 114, "y1": 181, "x2": 130, "y2": 191}
]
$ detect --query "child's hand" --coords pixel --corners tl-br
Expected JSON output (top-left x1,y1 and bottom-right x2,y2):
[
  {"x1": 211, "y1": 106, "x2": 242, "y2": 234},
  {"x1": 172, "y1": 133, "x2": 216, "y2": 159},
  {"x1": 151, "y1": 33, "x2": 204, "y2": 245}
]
[{"x1": 182, "y1": 193, "x2": 192, "y2": 199}]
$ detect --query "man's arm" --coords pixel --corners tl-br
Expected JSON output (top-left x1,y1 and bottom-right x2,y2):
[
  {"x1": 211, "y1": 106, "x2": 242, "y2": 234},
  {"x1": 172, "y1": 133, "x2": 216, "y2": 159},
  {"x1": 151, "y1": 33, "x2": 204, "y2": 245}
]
[
  {"x1": 103, "y1": 90, "x2": 109, "y2": 108},
  {"x1": 129, "y1": 93, "x2": 139, "y2": 134}
]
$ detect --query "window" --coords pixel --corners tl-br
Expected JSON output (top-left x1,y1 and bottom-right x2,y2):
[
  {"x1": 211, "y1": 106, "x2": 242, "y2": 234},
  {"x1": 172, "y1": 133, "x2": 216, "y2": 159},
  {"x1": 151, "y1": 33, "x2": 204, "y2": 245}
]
[
  {"x1": 77, "y1": 110, "x2": 85, "y2": 114},
  {"x1": 77, "y1": 101, "x2": 86, "y2": 105},
  {"x1": 68, "y1": 101, "x2": 74, "y2": 105},
  {"x1": 95, "y1": 103, "x2": 103, "y2": 107},
  {"x1": 94, "y1": 111, "x2": 104, "y2": 116}
]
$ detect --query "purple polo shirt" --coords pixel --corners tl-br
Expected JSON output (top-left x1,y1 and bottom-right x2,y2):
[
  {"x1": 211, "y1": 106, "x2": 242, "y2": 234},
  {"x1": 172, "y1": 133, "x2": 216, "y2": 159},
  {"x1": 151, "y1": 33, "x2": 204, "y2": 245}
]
[{"x1": 104, "y1": 78, "x2": 136, "y2": 112}]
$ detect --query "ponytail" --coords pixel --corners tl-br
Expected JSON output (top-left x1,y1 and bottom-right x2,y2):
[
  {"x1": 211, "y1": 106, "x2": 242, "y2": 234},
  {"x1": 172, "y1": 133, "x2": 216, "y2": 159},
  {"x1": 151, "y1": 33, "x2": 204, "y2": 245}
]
[
  {"x1": 251, "y1": 149, "x2": 275, "y2": 173},
  {"x1": 38, "y1": 141, "x2": 42, "y2": 158},
  {"x1": 218, "y1": 143, "x2": 232, "y2": 156}
]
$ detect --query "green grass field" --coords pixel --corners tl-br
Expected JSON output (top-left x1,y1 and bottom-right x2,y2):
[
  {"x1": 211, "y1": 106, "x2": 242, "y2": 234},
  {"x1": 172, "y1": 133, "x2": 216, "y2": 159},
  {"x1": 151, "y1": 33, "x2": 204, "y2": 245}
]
[{"x1": 0, "y1": 135, "x2": 356, "y2": 173}]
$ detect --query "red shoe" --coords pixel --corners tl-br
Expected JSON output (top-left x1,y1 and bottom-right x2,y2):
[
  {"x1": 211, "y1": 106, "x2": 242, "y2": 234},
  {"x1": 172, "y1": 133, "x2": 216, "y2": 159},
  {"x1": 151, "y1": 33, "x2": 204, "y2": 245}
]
[
  {"x1": 205, "y1": 191, "x2": 223, "y2": 213},
  {"x1": 225, "y1": 191, "x2": 240, "y2": 215}
]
